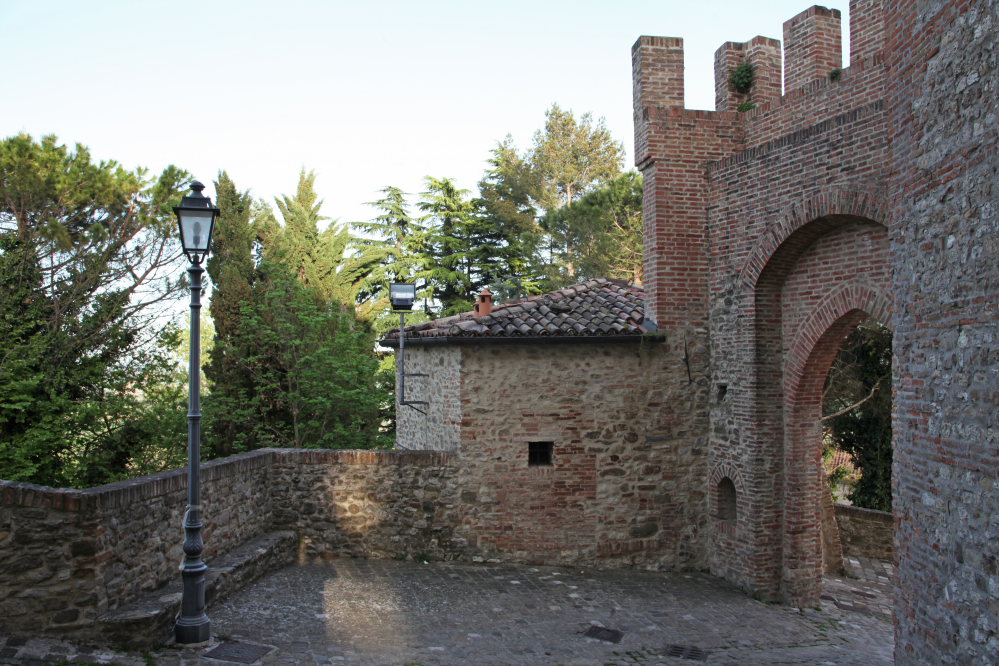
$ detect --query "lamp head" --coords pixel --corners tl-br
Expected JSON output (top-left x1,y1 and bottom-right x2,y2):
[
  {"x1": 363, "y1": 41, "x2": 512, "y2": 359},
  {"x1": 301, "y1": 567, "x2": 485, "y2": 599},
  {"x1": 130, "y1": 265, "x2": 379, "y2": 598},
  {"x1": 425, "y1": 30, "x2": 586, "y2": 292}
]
[
  {"x1": 173, "y1": 181, "x2": 220, "y2": 265},
  {"x1": 389, "y1": 282, "x2": 416, "y2": 311}
]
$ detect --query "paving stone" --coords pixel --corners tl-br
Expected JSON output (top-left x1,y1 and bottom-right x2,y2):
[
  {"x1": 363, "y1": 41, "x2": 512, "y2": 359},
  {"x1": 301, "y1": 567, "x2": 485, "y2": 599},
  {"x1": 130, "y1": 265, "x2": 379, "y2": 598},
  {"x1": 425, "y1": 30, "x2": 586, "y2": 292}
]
[{"x1": 0, "y1": 558, "x2": 894, "y2": 665}]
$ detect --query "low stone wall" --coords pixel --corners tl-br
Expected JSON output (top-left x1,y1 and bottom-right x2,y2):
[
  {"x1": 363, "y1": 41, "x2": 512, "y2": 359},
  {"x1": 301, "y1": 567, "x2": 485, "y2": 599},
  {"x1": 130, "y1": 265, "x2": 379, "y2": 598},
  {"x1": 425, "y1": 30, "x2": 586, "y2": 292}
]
[
  {"x1": 834, "y1": 503, "x2": 893, "y2": 560},
  {"x1": 0, "y1": 448, "x2": 461, "y2": 639},
  {"x1": 0, "y1": 450, "x2": 275, "y2": 636},
  {"x1": 271, "y1": 449, "x2": 460, "y2": 560}
]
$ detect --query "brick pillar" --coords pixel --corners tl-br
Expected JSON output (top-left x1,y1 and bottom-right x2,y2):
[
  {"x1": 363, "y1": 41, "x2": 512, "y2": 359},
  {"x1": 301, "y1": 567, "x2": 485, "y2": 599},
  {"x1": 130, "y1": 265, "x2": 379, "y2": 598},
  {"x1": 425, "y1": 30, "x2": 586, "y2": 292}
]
[
  {"x1": 632, "y1": 36, "x2": 684, "y2": 112},
  {"x1": 745, "y1": 36, "x2": 782, "y2": 105},
  {"x1": 783, "y1": 6, "x2": 842, "y2": 93},
  {"x1": 848, "y1": 0, "x2": 883, "y2": 65},
  {"x1": 714, "y1": 41, "x2": 745, "y2": 112},
  {"x1": 715, "y1": 36, "x2": 782, "y2": 113}
]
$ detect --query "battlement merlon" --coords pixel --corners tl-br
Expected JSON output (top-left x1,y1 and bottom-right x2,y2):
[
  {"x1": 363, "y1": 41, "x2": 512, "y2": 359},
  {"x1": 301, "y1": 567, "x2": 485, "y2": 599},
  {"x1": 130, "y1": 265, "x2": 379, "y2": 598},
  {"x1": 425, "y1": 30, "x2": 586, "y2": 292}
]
[
  {"x1": 714, "y1": 36, "x2": 782, "y2": 113},
  {"x1": 783, "y1": 5, "x2": 842, "y2": 93},
  {"x1": 632, "y1": 36, "x2": 685, "y2": 114},
  {"x1": 848, "y1": 0, "x2": 883, "y2": 65}
]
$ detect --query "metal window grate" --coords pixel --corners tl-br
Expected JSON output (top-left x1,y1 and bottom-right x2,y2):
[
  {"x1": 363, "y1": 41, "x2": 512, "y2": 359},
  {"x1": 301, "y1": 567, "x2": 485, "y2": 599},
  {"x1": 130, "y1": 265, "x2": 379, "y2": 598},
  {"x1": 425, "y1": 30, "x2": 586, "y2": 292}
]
[
  {"x1": 663, "y1": 644, "x2": 708, "y2": 661},
  {"x1": 528, "y1": 441, "x2": 553, "y2": 466},
  {"x1": 582, "y1": 625, "x2": 624, "y2": 643},
  {"x1": 204, "y1": 642, "x2": 274, "y2": 664}
]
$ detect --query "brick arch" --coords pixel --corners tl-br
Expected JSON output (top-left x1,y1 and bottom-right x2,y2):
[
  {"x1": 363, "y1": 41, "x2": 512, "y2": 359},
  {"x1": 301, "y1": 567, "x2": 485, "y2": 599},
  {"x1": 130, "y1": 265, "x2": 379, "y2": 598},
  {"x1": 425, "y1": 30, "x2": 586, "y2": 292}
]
[
  {"x1": 738, "y1": 189, "x2": 888, "y2": 289},
  {"x1": 778, "y1": 286, "x2": 891, "y2": 606},
  {"x1": 783, "y1": 281, "x2": 893, "y2": 399},
  {"x1": 710, "y1": 462, "x2": 746, "y2": 492}
]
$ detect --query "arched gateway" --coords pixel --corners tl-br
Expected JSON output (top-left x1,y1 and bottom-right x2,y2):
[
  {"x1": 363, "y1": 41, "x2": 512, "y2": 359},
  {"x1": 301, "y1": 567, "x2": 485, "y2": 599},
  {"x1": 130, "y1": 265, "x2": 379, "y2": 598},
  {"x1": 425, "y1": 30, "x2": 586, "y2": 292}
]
[{"x1": 633, "y1": 3, "x2": 892, "y2": 607}]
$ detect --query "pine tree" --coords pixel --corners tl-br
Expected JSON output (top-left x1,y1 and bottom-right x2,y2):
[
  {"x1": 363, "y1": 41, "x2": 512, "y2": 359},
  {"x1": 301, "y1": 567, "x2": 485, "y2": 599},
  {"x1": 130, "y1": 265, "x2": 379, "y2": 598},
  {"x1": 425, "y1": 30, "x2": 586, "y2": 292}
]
[{"x1": 410, "y1": 177, "x2": 508, "y2": 316}]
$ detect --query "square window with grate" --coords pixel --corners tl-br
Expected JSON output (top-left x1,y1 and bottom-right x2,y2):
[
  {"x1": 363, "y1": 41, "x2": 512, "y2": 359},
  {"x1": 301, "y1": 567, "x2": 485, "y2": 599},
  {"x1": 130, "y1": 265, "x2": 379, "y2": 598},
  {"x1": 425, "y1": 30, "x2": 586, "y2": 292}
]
[
  {"x1": 528, "y1": 441, "x2": 553, "y2": 466},
  {"x1": 582, "y1": 625, "x2": 624, "y2": 643},
  {"x1": 663, "y1": 643, "x2": 708, "y2": 661}
]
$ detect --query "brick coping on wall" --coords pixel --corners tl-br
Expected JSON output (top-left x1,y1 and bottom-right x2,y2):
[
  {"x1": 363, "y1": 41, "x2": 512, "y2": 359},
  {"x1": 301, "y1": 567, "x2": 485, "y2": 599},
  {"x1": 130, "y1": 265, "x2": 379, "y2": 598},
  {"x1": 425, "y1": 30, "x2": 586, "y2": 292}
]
[{"x1": 0, "y1": 448, "x2": 458, "y2": 511}]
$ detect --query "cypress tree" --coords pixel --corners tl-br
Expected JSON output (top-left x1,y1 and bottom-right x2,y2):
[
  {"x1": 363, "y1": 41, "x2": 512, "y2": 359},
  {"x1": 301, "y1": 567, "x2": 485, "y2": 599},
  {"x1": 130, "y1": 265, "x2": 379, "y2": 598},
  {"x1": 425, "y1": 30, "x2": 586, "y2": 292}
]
[{"x1": 204, "y1": 171, "x2": 256, "y2": 456}]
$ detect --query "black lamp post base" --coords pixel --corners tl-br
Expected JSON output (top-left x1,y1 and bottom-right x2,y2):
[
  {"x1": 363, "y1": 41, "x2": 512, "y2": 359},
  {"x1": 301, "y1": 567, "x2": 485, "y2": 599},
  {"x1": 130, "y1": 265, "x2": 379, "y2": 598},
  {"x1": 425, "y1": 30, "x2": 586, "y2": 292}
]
[{"x1": 175, "y1": 615, "x2": 211, "y2": 644}]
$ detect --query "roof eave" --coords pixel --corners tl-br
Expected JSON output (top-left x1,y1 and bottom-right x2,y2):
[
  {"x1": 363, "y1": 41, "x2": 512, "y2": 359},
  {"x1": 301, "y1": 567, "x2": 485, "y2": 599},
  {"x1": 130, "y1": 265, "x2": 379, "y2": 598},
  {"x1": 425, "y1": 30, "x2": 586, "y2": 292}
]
[{"x1": 378, "y1": 334, "x2": 665, "y2": 348}]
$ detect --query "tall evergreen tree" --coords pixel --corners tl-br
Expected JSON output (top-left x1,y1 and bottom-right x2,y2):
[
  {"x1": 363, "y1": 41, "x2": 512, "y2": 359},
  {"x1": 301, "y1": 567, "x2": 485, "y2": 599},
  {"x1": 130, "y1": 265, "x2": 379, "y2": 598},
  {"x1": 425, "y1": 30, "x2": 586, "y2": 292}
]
[
  {"x1": 410, "y1": 177, "x2": 508, "y2": 316},
  {"x1": 204, "y1": 172, "x2": 257, "y2": 456},
  {"x1": 268, "y1": 169, "x2": 385, "y2": 321},
  {"x1": 0, "y1": 133, "x2": 190, "y2": 486},
  {"x1": 539, "y1": 171, "x2": 644, "y2": 285},
  {"x1": 476, "y1": 140, "x2": 545, "y2": 300}
]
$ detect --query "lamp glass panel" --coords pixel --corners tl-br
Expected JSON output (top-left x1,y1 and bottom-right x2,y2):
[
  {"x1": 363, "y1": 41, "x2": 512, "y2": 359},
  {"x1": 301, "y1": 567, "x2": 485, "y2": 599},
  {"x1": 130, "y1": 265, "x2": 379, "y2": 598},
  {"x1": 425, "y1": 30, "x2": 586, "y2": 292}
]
[
  {"x1": 390, "y1": 283, "x2": 416, "y2": 300},
  {"x1": 179, "y1": 210, "x2": 214, "y2": 251}
]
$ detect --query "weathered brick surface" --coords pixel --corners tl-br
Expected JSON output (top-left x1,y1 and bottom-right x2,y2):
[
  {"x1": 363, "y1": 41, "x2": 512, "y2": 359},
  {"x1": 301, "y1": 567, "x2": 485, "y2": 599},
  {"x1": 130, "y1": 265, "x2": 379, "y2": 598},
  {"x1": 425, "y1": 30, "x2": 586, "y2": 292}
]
[
  {"x1": 783, "y1": 5, "x2": 842, "y2": 94},
  {"x1": 713, "y1": 36, "x2": 782, "y2": 113},
  {"x1": 884, "y1": 0, "x2": 999, "y2": 662},
  {"x1": 835, "y1": 504, "x2": 892, "y2": 560},
  {"x1": 634, "y1": 1, "x2": 890, "y2": 607}
]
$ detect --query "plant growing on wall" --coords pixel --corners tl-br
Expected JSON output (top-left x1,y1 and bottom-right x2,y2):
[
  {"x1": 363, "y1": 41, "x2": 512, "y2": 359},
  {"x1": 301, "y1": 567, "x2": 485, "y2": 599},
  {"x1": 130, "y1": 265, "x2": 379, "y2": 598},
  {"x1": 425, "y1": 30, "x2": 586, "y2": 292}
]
[{"x1": 728, "y1": 62, "x2": 754, "y2": 94}]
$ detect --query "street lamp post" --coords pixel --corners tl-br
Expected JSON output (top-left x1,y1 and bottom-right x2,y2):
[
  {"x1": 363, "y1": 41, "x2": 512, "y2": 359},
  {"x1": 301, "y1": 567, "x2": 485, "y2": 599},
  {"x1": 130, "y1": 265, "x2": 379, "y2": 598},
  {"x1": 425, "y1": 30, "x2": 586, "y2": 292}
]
[
  {"x1": 389, "y1": 283, "x2": 427, "y2": 413},
  {"x1": 172, "y1": 181, "x2": 220, "y2": 645}
]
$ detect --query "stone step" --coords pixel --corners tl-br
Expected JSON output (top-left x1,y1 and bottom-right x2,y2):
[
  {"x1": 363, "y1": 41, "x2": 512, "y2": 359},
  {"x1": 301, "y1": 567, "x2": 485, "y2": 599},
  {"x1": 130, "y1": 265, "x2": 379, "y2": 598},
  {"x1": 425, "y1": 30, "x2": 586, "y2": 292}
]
[{"x1": 96, "y1": 530, "x2": 297, "y2": 649}]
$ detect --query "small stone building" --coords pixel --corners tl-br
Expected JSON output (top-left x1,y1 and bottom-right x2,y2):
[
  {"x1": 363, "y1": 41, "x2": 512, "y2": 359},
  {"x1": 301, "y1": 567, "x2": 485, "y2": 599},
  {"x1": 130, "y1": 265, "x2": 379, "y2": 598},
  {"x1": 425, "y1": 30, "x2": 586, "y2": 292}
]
[{"x1": 381, "y1": 278, "x2": 709, "y2": 567}]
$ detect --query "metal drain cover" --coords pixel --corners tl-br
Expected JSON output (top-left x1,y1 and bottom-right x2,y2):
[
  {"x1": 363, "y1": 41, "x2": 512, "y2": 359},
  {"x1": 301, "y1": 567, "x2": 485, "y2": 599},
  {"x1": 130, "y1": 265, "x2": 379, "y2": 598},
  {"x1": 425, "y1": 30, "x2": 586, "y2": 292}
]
[
  {"x1": 663, "y1": 643, "x2": 708, "y2": 661},
  {"x1": 582, "y1": 625, "x2": 624, "y2": 643},
  {"x1": 204, "y1": 642, "x2": 274, "y2": 664}
]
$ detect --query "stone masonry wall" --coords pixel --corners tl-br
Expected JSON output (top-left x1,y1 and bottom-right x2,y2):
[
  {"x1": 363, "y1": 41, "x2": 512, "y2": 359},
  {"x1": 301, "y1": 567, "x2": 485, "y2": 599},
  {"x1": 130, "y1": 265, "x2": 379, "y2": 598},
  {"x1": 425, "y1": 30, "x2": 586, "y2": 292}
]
[
  {"x1": 395, "y1": 346, "x2": 461, "y2": 452},
  {"x1": 886, "y1": 0, "x2": 999, "y2": 663},
  {"x1": 452, "y1": 341, "x2": 709, "y2": 570},
  {"x1": 269, "y1": 449, "x2": 460, "y2": 561},
  {"x1": 834, "y1": 504, "x2": 892, "y2": 560},
  {"x1": 0, "y1": 450, "x2": 274, "y2": 636}
]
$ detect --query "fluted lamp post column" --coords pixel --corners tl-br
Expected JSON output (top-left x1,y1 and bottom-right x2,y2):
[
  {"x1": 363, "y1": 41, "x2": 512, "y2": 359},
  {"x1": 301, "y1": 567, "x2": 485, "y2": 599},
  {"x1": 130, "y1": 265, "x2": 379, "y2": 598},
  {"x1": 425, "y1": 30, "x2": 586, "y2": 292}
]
[{"x1": 172, "y1": 181, "x2": 220, "y2": 644}]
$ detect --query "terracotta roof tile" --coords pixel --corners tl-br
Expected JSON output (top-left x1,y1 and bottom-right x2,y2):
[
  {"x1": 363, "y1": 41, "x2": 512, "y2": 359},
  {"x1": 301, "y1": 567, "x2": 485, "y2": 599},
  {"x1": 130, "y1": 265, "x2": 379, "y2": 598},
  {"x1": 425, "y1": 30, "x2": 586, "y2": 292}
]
[{"x1": 382, "y1": 278, "x2": 648, "y2": 342}]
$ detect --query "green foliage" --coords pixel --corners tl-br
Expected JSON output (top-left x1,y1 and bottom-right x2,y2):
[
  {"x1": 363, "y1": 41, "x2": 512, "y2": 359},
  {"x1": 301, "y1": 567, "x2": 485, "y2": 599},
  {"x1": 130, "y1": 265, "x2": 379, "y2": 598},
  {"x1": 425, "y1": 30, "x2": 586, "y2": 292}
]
[
  {"x1": 408, "y1": 176, "x2": 509, "y2": 316},
  {"x1": 737, "y1": 102, "x2": 757, "y2": 113},
  {"x1": 829, "y1": 67, "x2": 842, "y2": 82},
  {"x1": 266, "y1": 169, "x2": 386, "y2": 324},
  {"x1": 211, "y1": 261, "x2": 389, "y2": 450},
  {"x1": 527, "y1": 104, "x2": 625, "y2": 210},
  {"x1": 728, "y1": 62, "x2": 754, "y2": 93},
  {"x1": 353, "y1": 187, "x2": 430, "y2": 335},
  {"x1": 203, "y1": 172, "x2": 258, "y2": 456},
  {"x1": 540, "y1": 172, "x2": 643, "y2": 285},
  {"x1": 0, "y1": 133, "x2": 190, "y2": 488},
  {"x1": 823, "y1": 321, "x2": 893, "y2": 511},
  {"x1": 526, "y1": 104, "x2": 625, "y2": 281}
]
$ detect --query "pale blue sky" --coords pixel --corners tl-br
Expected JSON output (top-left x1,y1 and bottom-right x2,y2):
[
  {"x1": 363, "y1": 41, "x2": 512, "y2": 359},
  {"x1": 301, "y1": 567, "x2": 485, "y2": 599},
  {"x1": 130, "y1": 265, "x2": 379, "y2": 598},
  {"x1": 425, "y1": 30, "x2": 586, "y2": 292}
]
[{"x1": 2, "y1": 1, "x2": 848, "y2": 225}]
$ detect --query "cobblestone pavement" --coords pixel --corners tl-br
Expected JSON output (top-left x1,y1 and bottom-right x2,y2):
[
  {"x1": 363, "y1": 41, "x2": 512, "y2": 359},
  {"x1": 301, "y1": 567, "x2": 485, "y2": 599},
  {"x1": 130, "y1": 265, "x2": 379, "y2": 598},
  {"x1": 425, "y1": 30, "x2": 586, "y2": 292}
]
[{"x1": 0, "y1": 558, "x2": 894, "y2": 666}]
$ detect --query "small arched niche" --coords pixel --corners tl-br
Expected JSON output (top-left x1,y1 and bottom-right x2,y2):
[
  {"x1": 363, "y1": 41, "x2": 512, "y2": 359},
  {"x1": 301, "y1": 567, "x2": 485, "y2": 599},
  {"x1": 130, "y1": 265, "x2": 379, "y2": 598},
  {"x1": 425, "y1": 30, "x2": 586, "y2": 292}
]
[{"x1": 717, "y1": 477, "x2": 738, "y2": 521}]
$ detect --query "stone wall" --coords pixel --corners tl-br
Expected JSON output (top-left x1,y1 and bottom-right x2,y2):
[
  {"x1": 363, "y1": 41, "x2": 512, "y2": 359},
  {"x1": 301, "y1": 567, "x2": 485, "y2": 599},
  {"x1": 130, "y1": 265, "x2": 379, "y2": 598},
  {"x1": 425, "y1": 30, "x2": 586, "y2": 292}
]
[
  {"x1": 269, "y1": 449, "x2": 460, "y2": 561},
  {"x1": 0, "y1": 448, "x2": 464, "y2": 639},
  {"x1": 451, "y1": 340, "x2": 707, "y2": 570},
  {"x1": 0, "y1": 451, "x2": 274, "y2": 636},
  {"x1": 834, "y1": 504, "x2": 892, "y2": 560},
  {"x1": 0, "y1": 451, "x2": 270, "y2": 633},
  {"x1": 395, "y1": 345, "x2": 461, "y2": 452},
  {"x1": 885, "y1": 0, "x2": 999, "y2": 662}
]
